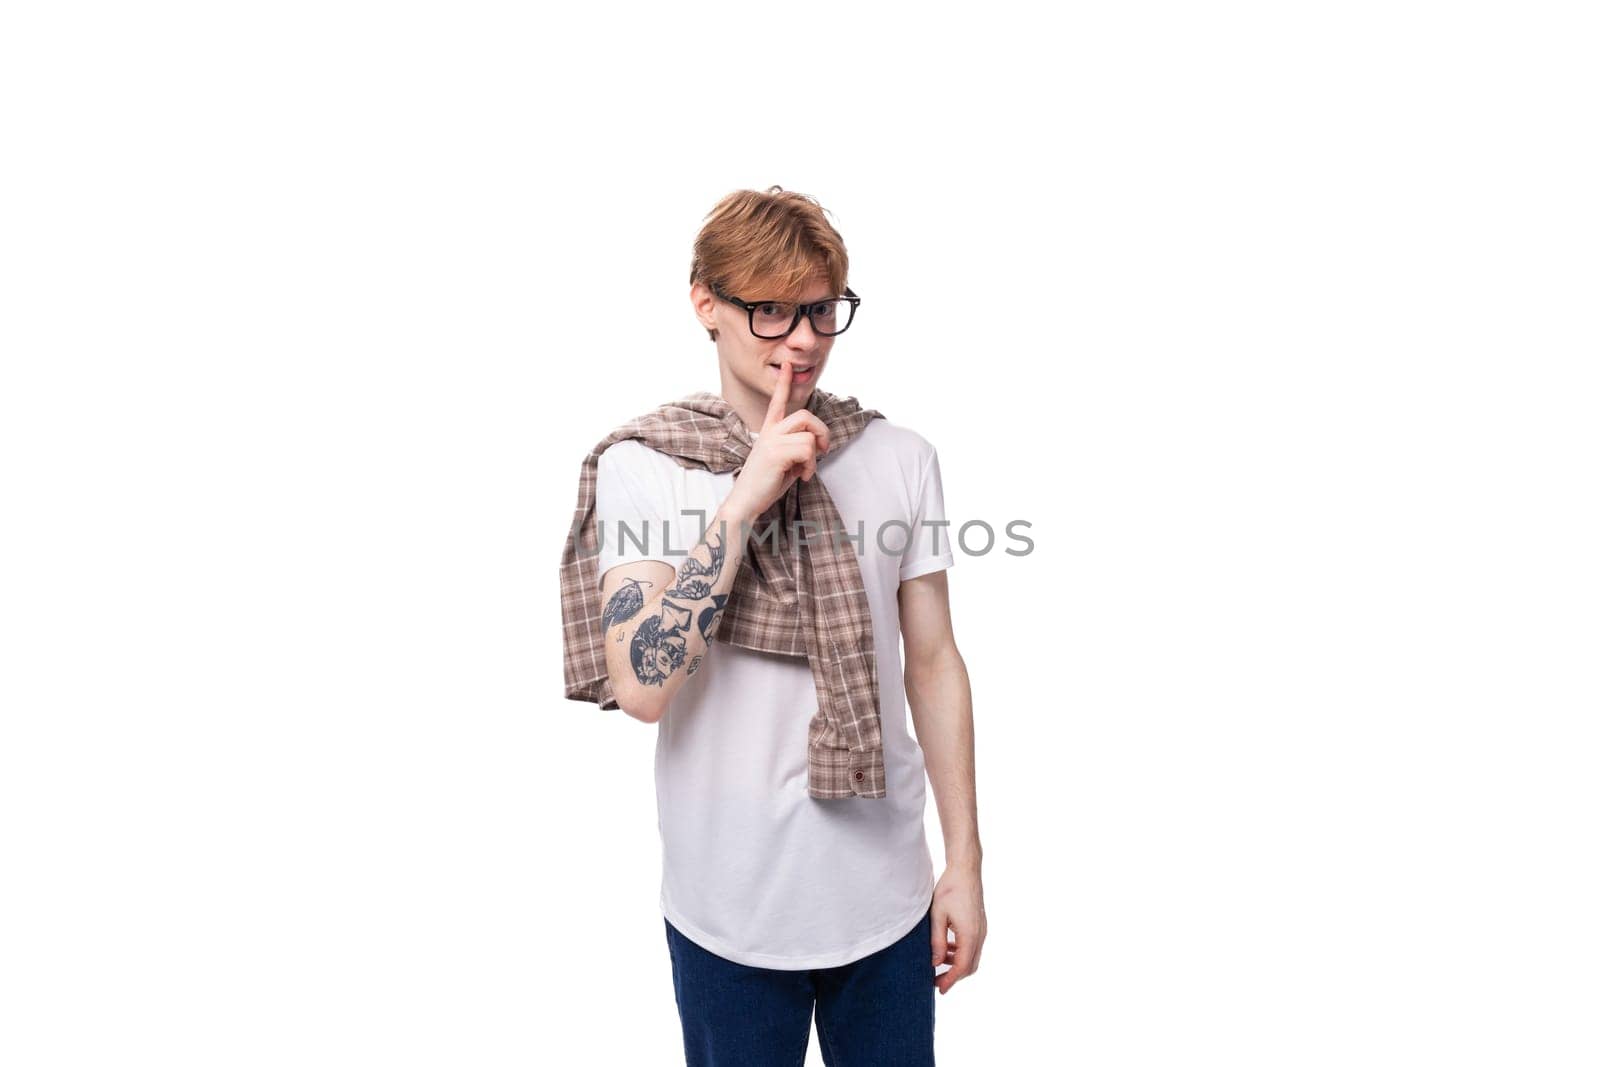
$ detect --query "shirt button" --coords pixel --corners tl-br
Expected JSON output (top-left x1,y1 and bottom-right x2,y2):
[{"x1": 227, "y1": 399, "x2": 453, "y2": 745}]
[{"x1": 853, "y1": 770, "x2": 864, "y2": 782}]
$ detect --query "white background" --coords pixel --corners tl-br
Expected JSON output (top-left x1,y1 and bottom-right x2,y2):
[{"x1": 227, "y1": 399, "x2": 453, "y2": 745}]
[{"x1": 3, "y1": 2, "x2": 1596, "y2": 1064}]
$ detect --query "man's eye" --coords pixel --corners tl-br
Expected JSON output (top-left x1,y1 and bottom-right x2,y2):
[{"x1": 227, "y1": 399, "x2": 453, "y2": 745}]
[
  {"x1": 813, "y1": 303, "x2": 836, "y2": 319},
  {"x1": 757, "y1": 303, "x2": 787, "y2": 317}
]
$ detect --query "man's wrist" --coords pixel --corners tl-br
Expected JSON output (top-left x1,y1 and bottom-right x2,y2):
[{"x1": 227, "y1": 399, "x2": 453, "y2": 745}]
[
  {"x1": 717, "y1": 495, "x2": 760, "y2": 531},
  {"x1": 944, "y1": 843, "x2": 983, "y2": 871}
]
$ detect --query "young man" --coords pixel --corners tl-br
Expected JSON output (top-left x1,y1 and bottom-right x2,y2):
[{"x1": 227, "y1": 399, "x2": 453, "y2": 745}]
[{"x1": 560, "y1": 187, "x2": 984, "y2": 1065}]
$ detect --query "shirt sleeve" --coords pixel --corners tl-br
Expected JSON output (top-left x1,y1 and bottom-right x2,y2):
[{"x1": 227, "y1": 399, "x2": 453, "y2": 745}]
[
  {"x1": 898, "y1": 445, "x2": 956, "y2": 582},
  {"x1": 594, "y1": 440, "x2": 684, "y2": 583}
]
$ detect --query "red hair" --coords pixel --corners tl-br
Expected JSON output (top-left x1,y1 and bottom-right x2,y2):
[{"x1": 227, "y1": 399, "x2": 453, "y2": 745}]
[{"x1": 690, "y1": 186, "x2": 850, "y2": 340}]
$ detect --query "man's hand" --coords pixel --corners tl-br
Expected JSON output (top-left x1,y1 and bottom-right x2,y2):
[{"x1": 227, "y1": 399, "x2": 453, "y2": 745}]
[
  {"x1": 931, "y1": 862, "x2": 986, "y2": 995},
  {"x1": 724, "y1": 360, "x2": 831, "y2": 520}
]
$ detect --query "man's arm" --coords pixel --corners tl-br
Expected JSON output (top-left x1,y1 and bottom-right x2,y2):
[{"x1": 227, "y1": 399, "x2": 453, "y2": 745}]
[
  {"x1": 597, "y1": 362, "x2": 830, "y2": 723},
  {"x1": 598, "y1": 496, "x2": 756, "y2": 724},
  {"x1": 900, "y1": 567, "x2": 986, "y2": 994},
  {"x1": 902, "y1": 568, "x2": 980, "y2": 865}
]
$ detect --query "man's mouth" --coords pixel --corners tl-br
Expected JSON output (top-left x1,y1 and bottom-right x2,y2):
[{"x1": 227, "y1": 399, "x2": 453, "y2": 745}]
[{"x1": 770, "y1": 362, "x2": 816, "y2": 382}]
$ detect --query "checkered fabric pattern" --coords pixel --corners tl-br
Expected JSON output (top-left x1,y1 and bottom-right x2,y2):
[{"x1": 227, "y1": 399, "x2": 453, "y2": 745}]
[{"x1": 559, "y1": 388, "x2": 889, "y2": 799}]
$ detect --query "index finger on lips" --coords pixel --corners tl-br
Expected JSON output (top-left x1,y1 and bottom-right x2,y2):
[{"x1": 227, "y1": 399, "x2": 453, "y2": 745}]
[{"x1": 763, "y1": 362, "x2": 793, "y2": 431}]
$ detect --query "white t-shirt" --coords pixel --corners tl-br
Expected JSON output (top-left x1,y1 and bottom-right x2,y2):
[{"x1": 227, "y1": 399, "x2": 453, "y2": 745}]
[{"x1": 593, "y1": 417, "x2": 955, "y2": 969}]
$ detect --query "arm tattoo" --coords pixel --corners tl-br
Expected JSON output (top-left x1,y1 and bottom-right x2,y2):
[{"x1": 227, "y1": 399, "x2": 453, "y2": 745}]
[
  {"x1": 630, "y1": 598, "x2": 692, "y2": 687},
  {"x1": 616, "y1": 528, "x2": 732, "y2": 688},
  {"x1": 665, "y1": 528, "x2": 726, "y2": 601},
  {"x1": 601, "y1": 577, "x2": 652, "y2": 632},
  {"x1": 697, "y1": 594, "x2": 728, "y2": 643}
]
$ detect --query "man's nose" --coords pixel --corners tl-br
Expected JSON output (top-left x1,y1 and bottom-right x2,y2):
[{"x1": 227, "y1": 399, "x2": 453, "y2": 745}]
[{"x1": 786, "y1": 314, "x2": 820, "y2": 350}]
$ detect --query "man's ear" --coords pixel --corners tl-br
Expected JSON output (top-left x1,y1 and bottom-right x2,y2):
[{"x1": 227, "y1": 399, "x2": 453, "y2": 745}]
[{"x1": 689, "y1": 282, "x2": 719, "y2": 341}]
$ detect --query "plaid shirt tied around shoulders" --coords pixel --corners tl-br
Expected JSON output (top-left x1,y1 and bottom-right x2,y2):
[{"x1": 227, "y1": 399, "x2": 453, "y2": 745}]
[{"x1": 559, "y1": 388, "x2": 889, "y2": 800}]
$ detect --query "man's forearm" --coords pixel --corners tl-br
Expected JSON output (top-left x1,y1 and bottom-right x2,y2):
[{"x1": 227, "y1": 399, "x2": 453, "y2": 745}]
[
  {"x1": 601, "y1": 498, "x2": 756, "y2": 720},
  {"x1": 906, "y1": 647, "x2": 982, "y2": 868}
]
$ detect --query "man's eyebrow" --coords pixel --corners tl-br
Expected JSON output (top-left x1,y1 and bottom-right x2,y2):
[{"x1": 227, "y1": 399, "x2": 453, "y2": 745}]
[{"x1": 746, "y1": 290, "x2": 836, "y2": 306}]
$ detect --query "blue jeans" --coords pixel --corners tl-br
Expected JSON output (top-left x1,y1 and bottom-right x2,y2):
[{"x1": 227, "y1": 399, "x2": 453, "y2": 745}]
[{"x1": 663, "y1": 905, "x2": 937, "y2": 1066}]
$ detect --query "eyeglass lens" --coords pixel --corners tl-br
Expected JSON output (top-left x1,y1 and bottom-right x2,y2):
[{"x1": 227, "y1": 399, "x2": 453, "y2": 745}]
[{"x1": 750, "y1": 299, "x2": 854, "y2": 338}]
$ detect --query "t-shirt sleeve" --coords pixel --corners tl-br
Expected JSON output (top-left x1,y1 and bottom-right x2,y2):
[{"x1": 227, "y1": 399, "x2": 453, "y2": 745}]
[
  {"x1": 593, "y1": 440, "x2": 684, "y2": 583},
  {"x1": 898, "y1": 445, "x2": 956, "y2": 582}
]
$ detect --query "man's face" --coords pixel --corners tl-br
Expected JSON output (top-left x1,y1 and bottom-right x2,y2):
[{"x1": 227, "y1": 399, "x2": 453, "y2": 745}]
[{"x1": 694, "y1": 272, "x2": 840, "y2": 409}]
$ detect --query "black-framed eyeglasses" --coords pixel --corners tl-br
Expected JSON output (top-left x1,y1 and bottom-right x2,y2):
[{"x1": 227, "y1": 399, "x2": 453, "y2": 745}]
[{"x1": 711, "y1": 284, "x2": 861, "y2": 340}]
